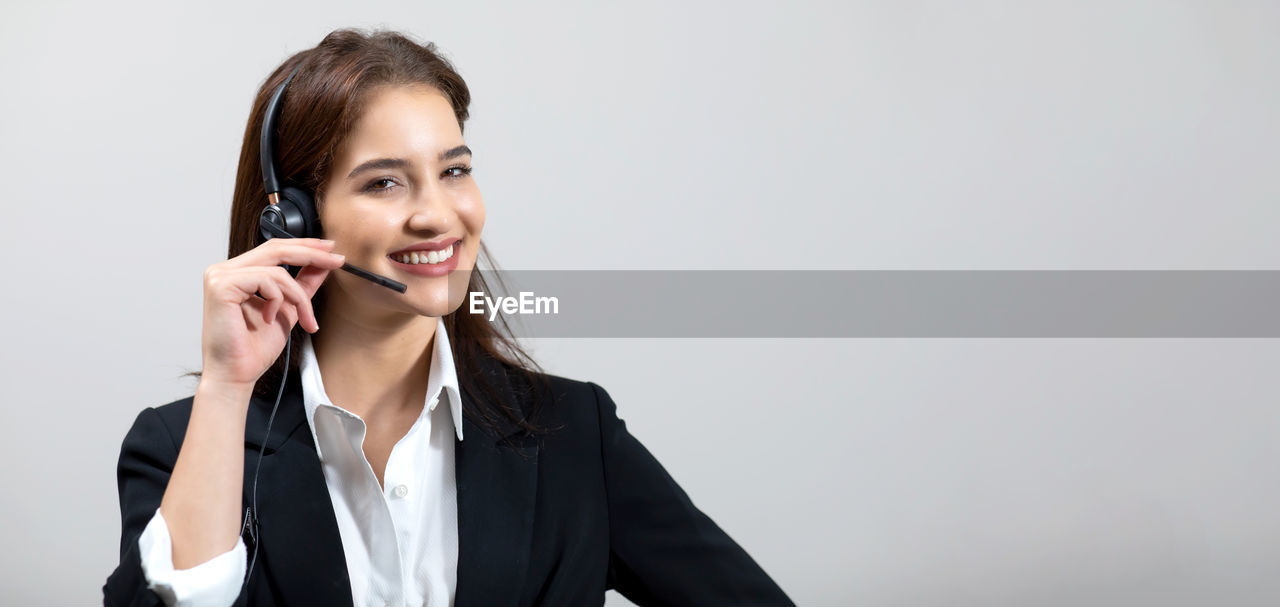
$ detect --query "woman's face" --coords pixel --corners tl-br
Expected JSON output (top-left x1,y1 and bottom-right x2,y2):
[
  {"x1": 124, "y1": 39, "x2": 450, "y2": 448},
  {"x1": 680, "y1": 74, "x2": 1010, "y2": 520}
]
[{"x1": 315, "y1": 84, "x2": 484, "y2": 321}]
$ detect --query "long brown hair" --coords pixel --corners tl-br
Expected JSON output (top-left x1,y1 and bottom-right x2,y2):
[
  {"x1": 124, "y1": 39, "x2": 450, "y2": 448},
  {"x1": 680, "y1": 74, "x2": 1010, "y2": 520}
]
[{"x1": 184, "y1": 27, "x2": 555, "y2": 443}]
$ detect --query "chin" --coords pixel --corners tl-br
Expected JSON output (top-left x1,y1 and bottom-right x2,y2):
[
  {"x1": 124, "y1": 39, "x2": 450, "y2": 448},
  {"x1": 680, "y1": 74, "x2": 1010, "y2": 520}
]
[{"x1": 402, "y1": 287, "x2": 467, "y2": 318}]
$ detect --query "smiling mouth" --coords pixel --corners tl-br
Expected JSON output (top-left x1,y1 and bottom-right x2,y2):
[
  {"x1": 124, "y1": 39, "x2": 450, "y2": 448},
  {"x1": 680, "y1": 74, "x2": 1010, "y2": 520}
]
[{"x1": 387, "y1": 242, "x2": 459, "y2": 265}]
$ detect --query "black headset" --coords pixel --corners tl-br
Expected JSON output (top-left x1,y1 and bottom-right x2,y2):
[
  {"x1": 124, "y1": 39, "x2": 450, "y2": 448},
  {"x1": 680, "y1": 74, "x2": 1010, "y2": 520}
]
[
  {"x1": 239, "y1": 65, "x2": 312, "y2": 594},
  {"x1": 239, "y1": 64, "x2": 324, "y2": 594},
  {"x1": 257, "y1": 65, "x2": 321, "y2": 273}
]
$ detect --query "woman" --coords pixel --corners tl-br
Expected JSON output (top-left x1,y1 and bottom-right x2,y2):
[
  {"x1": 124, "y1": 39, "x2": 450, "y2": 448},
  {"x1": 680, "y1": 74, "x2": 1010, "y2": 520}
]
[{"x1": 104, "y1": 28, "x2": 793, "y2": 607}]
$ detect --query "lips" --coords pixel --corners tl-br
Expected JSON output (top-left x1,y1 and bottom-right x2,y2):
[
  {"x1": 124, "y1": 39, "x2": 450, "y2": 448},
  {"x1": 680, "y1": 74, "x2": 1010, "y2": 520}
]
[
  {"x1": 389, "y1": 237, "x2": 460, "y2": 255},
  {"x1": 387, "y1": 242, "x2": 461, "y2": 277}
]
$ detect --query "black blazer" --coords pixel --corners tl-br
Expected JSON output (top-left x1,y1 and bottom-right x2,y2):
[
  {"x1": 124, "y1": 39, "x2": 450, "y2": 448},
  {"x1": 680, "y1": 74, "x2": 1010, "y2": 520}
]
[{"x1": 104, "y1": 348, "x2": 794, "y2": 606}]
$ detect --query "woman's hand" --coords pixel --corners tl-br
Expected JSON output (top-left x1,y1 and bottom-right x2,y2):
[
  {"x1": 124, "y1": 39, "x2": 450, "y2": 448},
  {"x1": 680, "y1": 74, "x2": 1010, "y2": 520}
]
[{"x1": 199, "y1": 237, "x2": 346, "y2": 389}]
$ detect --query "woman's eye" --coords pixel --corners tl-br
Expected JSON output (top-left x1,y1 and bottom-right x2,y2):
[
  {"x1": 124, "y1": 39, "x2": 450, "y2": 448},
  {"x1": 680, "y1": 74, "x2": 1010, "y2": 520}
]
[
  {"x1": 444, "y1": 165, "x2": 474, "y2": 179},
  {"x1": 363, "y1": 178, "x2": 397, "y2": 194}
]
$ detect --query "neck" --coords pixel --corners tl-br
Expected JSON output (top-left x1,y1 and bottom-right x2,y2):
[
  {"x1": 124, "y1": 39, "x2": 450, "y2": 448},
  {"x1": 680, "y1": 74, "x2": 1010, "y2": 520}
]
[{"x1": 311, "y1": 304, "x2": 436, "y2": 421}]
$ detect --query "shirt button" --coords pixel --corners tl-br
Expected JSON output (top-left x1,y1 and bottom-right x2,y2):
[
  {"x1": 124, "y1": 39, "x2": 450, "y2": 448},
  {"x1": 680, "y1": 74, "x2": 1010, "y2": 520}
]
[{"x1": 393, "y1": 484, "x2": 408, "y2": 498}]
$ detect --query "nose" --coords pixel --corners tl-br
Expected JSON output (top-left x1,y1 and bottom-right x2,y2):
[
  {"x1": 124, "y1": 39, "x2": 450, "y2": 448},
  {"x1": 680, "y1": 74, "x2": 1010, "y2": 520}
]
[{"x1": 405, "y1": 182, "x2": 454, "y2": 231}]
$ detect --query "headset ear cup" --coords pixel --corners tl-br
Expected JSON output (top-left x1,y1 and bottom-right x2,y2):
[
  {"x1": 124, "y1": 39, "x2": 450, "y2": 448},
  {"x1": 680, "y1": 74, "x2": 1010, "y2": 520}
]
[
  {"x1": 259, "y1": 185, "x2": 322, "y2": 278},
  {"x1": 258, "y1": 186, "x2": 322, "y2": 242},
  {"x1": 279, "y1": 185, "x2": 322, "y2": 240},
  {"x1": 282, "y1": 185, "x2": 321, "y2": 239}
]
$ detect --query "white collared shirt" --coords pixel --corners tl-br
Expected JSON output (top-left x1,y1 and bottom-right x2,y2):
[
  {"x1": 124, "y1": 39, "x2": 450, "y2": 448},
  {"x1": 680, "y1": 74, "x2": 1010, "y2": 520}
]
[{"x1": 137, "y1": 316, "x2": 464, "y2": 607}]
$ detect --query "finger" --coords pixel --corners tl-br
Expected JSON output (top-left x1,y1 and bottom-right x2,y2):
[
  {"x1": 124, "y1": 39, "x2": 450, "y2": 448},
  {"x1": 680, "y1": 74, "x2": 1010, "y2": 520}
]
[
  {"x1": 226, "y1": 241, "x2": 345, "y2": 271},
  {"x1": 267, "y1": 266, "x2": 318, "y2": 332},
  {"x1": 293, "y1": 264, "x2": 333, "y2": 298},
  {"x1": 277, "y1": 237, "x2": 335, "y2": 249},
  {"x1": 230, "y1": 267, "x2": 313, "y2": 332},
  {"x1": 255, "y1": 275, "x2": 284, "y2": 325}
]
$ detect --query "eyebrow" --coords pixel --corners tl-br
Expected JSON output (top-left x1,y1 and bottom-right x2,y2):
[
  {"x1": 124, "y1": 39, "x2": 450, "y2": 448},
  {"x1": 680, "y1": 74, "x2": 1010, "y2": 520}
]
[{"x1": 346, "y1": 145, "x2": 473, "y2": 179}]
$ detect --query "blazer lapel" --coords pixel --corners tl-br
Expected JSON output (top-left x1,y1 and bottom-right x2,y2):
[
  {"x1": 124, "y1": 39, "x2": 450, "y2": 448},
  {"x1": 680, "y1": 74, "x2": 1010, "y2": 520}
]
[
  {"x1": 454, "y1": 349, "x2": 541, "y2": 607},
  {"x1": 243, "y1": 368, "x2": 353, "y2": 607}
]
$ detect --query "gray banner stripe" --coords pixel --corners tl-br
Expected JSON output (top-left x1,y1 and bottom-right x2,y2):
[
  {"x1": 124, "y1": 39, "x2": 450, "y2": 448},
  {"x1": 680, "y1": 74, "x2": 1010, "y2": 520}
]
[{"x1": 448, "y1": 271, "x2": 1280, "y2": 337}]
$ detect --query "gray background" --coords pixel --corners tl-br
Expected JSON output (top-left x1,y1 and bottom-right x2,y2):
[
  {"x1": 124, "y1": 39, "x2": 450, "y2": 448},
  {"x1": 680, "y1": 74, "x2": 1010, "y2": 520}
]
[{"x1": 2, "y1": 1, "x2": 1278, "y2": 605}]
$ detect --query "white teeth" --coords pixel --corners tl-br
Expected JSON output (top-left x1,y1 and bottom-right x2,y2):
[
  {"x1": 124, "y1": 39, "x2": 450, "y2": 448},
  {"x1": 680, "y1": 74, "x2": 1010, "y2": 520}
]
[{"x1": 393, "y1": 244, "x2": 455, "y2": 265}]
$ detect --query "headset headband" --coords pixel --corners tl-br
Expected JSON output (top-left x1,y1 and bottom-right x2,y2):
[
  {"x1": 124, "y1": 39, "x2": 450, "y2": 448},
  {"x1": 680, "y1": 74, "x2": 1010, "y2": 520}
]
[{"x1": 260, "y1": 65, "x2": 301, "y2": 200}]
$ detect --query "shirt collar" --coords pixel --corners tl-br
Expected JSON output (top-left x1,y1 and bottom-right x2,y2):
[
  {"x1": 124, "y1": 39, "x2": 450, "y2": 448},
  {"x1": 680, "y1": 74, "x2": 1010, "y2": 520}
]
[{"x1": 298, "y1": 316, "x2": 465, "y2": 454}]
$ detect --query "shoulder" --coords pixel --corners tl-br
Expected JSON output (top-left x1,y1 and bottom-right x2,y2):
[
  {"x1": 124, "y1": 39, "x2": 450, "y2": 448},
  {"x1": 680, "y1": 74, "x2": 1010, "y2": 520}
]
[
  {"x1": 498, "y1": 364, "x2": 621, "y2": 437},
  {"x1": 120, "y1": 395, "x2": 195, "y2": 454},
  {"x1": 511, "y1": 365, "x2": 612, "y2": 410},
  {"x1": 112, "y1": 395, "x2": 196, "y2": 470},
  {"x1": 541, "y1": 371, "x2": 605, "y2": 406},
  {"x1": 152, "y1": 394, "x2": 195, "y2": 432}
]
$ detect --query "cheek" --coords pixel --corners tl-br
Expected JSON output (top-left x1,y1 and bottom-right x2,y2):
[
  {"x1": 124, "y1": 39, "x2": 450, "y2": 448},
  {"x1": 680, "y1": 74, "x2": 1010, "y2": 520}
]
[
  {"x1": 317, "y1": 199, "x2": 352, "y2": 241},
  {"x1": 463, "y1": 193, "x2": 485, "y2": 232},
  {"x1": 326, "y1": 207, "x2": 389, "y2": 255}
]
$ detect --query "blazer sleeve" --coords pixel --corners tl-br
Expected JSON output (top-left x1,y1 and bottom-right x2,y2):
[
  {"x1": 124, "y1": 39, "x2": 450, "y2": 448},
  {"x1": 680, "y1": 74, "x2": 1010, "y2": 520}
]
[
  {"x1": 590, "y1": 382, "x2": 795, "y2": 606},
  {"x1": 103, "y1": 407, "x2": 248, "y2": 607},
  {"x1": 104, "y1": 407, "x2": 176, "y2": 606}
]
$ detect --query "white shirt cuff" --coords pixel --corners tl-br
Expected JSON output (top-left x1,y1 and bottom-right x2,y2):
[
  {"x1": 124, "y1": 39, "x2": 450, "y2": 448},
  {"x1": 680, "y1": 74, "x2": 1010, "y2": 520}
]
[{"x1": 137, "y1": 506, "x2": 247, "y2": 607}]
